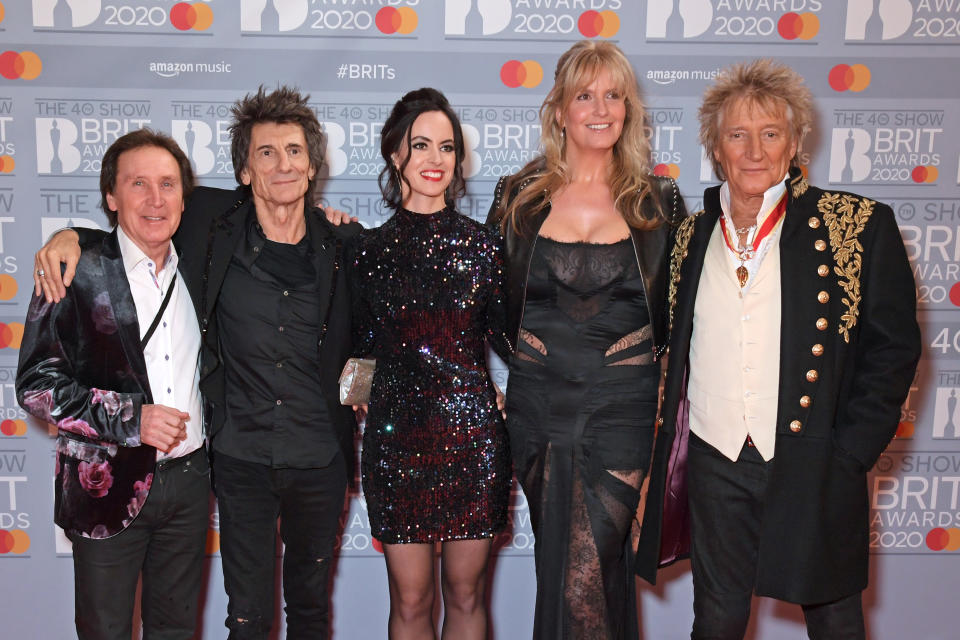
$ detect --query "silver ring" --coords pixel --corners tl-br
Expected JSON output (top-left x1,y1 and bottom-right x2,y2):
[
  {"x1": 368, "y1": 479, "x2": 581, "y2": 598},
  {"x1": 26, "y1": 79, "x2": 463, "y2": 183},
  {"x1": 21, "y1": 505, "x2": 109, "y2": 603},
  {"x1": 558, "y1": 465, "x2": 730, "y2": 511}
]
[{"x1": 36, "y1": 269, "x2": 45, "y2": 277}]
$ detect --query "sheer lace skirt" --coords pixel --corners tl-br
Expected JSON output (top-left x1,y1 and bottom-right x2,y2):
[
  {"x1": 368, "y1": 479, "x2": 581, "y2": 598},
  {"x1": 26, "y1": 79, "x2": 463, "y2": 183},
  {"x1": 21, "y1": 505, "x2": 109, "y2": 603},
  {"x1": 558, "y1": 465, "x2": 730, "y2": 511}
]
[{"x1": 506, "y1": 365, "x2": 657, "y2": 640}]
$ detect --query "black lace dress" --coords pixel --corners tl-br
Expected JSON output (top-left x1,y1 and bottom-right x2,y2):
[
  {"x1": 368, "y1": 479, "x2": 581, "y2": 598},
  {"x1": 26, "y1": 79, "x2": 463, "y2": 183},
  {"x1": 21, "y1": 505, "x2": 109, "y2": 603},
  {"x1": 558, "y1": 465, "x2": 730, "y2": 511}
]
[
  {"x1": 505, "y1": 236, "x2": 658, "y2": 640},
  {"x1": 352, "y1": 207, "x2": 511, "y2": 544}
]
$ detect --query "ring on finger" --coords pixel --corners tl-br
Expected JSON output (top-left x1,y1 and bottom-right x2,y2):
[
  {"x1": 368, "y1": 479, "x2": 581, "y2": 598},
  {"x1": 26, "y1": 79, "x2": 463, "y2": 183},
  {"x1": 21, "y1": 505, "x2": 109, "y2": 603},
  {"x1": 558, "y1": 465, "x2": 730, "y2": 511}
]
[{"x1": 37, "y1": 268, "x2": 46, "y2": 277}]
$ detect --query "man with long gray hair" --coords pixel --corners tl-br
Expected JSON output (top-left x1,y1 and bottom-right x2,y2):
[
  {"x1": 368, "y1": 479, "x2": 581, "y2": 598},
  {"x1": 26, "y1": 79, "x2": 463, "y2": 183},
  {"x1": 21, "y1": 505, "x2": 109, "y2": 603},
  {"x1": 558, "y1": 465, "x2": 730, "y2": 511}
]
[{"x1": 34, "y1": 86, "x2": 360, "y2": 640}]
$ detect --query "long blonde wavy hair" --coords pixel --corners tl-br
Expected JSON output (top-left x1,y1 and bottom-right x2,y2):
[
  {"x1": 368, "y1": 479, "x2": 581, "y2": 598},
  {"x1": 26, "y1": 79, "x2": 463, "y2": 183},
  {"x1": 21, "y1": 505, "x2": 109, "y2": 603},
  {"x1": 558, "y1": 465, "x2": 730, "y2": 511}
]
[{"x1": 496, "y1": 40, "x2": 660, "y2": 235}]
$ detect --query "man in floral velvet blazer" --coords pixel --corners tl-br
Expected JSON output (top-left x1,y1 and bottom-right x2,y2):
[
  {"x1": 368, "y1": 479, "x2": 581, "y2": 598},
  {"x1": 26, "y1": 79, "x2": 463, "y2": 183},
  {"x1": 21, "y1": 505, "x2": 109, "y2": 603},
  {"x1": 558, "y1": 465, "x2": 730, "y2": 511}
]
[{"x1": 17, "y1": 129, "x2": 209, "y2": 639}]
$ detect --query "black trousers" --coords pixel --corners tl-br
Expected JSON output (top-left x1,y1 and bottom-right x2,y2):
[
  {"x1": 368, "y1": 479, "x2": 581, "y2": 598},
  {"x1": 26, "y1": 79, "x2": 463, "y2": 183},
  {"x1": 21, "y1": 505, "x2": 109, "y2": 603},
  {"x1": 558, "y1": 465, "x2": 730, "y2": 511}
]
[
  {"x1": 687, "y1": 433, "x2": 865, "y2": 640},
  {"x1": 212, "y1": 451, "x2": 347, "y2": 640},
  {"x1": 69, "y1": 447, "x2": 211, "y2": 640}
]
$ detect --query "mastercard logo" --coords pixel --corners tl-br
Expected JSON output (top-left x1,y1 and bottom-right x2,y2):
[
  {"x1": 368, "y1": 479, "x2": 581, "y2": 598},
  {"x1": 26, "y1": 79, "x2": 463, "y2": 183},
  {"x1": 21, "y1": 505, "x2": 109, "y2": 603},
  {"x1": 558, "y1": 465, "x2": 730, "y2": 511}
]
[
  {"x1": 0, "y1": 274, "x2": 17, "y2": 300},
  {"x1": 170, "y1": 2, "x2": 214, "y2": 31},
  {"x1": 927, "y1": 527, "x2": 960, "y2": 551},
  {"x1": 579, "y1": 10, "x2": 620, "y2": 38},
  {"x1": 0, "y1": 322, "x2": 23, "y2": 349},
  {"x1": 500, "y1": 60, "x2": 543, "y2": 89},
  {"x1": 828, "y1": 63, "x2": 871, "y2": 92},
  {"x1": 948, "y1": 282, "x2": 960, "y2": 307},
  {"x1": 372, "y1": 536, "x2": 384, "y2": 554},
  {"x1": 0, "y1": 155, "x2": 13, "y2": 173},
  {"x1": 778, "y1": 12, "x2": 819, "y2": 40},
  {"x1": 653, "y1": 164, "x2": 680, "y2": 180},
  {"x1": 912, "y1": 165, "x2": 938, "y2": 184},
  {"x1": 0, "y1": 419, "x2": 27, "y2": 437},
  {"x1": 0, "y1": 51, "x2": 42, "y2": 81},
  {"x1": 894, "y1": 421, "x2": 914, "y2": 438},
  {"x1": 376, "y1": 7, "x2": 418, "y2": 35},
  {"x1": 0, "y1": 529, "x2": 30, "y2": 554},
  {"x1": 0, "y1": 3, "x2": 5, "y2": 25}
]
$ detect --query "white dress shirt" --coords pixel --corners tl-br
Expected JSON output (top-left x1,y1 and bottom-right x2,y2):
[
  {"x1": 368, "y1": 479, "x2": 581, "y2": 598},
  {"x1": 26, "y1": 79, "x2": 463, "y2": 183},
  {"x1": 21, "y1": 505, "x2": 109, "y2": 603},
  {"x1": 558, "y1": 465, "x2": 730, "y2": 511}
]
[{"x1": 117, "y1": 226, "x2": 203, "y2": 460}]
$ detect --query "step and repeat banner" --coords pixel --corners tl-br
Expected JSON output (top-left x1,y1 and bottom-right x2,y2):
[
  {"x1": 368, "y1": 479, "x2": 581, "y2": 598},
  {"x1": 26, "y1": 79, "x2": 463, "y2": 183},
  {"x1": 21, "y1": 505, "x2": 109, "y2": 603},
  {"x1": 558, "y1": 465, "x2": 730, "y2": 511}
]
[{"x1": 1, "y1": 1, "x2": 958, "y2": 638}]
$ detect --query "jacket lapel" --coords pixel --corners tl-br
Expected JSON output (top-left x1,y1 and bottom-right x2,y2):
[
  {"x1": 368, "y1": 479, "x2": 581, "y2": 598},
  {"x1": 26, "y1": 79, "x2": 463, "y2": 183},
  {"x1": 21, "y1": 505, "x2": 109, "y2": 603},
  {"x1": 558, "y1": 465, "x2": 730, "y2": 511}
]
[
  {"x1": 99, "y1": 230, "x2": 152, "y2": 400},
  {"x1": 201, "y1": 198, "x2": 249, "y2": 324},
  {"x1": 674, "y1": 195, "x2": 721, "y2": 346},
  {"x1": 306, "y1": 208, "x2": 335, "y2": 331}
]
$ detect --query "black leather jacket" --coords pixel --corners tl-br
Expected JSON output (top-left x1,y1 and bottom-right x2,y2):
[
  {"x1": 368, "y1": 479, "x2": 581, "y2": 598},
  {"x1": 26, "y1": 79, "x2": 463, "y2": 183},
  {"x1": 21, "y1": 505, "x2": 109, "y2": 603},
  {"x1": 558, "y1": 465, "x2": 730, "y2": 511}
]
[{"x1": 486, "y1": 173, "x2": 686, "y2": 360}]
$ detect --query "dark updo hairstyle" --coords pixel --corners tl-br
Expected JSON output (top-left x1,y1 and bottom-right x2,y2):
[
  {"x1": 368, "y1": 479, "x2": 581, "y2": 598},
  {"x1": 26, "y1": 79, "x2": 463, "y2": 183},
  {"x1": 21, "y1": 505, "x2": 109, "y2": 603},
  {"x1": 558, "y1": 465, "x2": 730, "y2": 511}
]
[{"x1": 378, "y1": 87, "x2": 466, "y2": 211}]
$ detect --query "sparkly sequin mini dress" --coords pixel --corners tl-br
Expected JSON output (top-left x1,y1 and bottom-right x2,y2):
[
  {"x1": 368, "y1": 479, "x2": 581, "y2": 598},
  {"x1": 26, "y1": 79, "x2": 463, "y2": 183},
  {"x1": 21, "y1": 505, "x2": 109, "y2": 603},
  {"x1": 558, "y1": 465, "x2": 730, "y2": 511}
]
[{"x1": 353, "y1": 207, "x2": 511, "y2": 544}]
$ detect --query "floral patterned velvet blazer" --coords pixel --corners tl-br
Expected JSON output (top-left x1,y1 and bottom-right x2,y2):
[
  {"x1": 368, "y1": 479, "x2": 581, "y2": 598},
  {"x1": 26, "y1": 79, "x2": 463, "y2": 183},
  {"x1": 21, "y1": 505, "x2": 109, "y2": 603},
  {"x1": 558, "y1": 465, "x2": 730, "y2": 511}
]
[{"x1": 17, "y1": 229, "x2": 158, "y2": 539}]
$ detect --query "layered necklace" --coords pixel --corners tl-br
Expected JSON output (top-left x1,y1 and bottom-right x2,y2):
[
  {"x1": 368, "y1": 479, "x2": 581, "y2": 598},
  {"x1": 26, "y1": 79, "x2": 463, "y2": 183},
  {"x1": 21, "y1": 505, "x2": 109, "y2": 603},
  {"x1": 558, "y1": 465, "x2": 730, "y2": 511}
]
[{"x1": 717, "y1": 192, "x2": 787, "y2": 289}]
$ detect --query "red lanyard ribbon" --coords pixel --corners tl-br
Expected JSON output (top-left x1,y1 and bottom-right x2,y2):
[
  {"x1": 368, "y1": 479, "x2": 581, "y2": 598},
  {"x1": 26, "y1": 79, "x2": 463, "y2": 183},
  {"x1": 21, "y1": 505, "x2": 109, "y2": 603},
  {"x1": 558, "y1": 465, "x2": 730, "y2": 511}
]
[{"x1": 718, "y1": 192, "x2": 788, "y2": 259}]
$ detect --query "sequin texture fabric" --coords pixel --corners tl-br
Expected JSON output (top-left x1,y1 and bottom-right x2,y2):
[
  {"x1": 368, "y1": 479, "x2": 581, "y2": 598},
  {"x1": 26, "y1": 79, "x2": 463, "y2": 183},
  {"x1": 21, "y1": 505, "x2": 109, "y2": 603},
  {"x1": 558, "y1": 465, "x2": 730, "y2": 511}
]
[{"x1": 353, "y1": 207, "x2": 510, "y2": 544}]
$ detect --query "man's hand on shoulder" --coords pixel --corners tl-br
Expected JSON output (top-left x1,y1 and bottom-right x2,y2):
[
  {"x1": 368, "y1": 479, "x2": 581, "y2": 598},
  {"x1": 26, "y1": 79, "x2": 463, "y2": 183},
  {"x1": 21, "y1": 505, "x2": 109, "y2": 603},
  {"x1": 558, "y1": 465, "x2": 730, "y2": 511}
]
[
  {"x1": 34, "y1": 229, "x2": 82, "y2": 304},
  {"x1": 322, "y1": 205, "x2": 357, "y2": 227}
]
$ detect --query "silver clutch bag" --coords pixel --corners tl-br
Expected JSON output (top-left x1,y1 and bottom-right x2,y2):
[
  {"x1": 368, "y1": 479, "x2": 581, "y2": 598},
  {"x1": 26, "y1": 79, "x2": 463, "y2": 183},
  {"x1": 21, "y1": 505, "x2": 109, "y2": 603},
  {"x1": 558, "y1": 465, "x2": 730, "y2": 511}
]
[{"x1": 338, "y1": 358, "x2": 376, "y2": 405}]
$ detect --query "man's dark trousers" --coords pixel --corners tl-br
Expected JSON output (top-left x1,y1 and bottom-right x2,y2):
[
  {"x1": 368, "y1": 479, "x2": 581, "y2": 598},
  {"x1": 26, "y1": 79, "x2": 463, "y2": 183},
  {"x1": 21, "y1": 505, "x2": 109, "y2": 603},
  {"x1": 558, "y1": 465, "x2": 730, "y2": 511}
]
[
  {"x1": 212, "y1": 451, "x2": 347, "y2": 640},
  {"x1": 69, "y1": 449, "x2": 210, "y2": 640},
  {"x1": 687, "y1": 432, "x2": 866, "y2": 640}
]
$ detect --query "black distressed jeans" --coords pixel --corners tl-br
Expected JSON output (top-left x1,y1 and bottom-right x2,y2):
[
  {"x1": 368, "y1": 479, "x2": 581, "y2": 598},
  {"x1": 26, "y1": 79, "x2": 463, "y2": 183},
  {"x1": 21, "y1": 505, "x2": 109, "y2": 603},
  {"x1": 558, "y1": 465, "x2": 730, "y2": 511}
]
[{"x1": 212, "y1": 451, "x2": 347, "y2": 640}]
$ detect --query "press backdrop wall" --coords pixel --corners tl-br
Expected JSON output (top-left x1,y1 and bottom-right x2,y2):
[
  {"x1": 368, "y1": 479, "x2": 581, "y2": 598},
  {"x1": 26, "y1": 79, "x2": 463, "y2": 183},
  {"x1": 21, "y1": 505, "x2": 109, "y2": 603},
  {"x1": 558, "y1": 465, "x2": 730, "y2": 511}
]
[{"x1": 0, "y1": 1, "x2": 958, "y2": 638}]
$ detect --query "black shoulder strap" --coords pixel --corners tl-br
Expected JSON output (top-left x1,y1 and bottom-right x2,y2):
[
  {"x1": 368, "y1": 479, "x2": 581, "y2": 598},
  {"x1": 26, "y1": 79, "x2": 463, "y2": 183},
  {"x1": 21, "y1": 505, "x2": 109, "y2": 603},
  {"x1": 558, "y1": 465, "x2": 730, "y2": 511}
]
[{"x1": 140, "y1": 273, "x2": 177, "y2": 349}]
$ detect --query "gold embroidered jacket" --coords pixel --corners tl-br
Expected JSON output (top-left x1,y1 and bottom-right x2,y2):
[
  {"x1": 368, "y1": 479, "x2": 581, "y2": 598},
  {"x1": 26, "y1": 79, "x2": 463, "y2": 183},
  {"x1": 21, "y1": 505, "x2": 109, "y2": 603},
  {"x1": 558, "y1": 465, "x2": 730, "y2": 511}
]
[{"x1": 636, "y1": 168, "x2": 921, "y2": 604}]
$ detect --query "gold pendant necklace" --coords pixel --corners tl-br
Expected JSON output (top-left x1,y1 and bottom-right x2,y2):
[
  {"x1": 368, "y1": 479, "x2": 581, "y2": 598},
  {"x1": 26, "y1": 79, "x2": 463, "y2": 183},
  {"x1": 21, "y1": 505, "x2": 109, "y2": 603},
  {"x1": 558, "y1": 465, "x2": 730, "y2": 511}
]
[
  {"x1": 736, "y1": 263, "x2": 749, "y2": 288},
  {"x1": 734, "y1": 226, "x2": 755, "y2": 289}
]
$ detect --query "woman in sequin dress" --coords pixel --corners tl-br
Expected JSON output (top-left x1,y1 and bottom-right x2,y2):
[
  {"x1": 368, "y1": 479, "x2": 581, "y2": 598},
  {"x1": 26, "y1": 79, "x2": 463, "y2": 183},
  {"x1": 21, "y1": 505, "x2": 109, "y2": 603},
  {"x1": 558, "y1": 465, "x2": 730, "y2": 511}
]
[
  {"x1": 486, "y1": 42, "x2": 686, "y2": 639},
  {"x1": 352, "y1": 88, "x2": 511, "y2": 640}
]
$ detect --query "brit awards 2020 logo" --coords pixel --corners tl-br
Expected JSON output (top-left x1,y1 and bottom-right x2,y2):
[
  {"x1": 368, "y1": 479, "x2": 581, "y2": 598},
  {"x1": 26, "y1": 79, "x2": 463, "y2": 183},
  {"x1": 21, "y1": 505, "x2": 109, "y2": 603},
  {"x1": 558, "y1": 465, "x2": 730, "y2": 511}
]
[
  {"x1": 845, "y1": 0, "x2": 959, "y2": 43},
  {"x1": 828, "y1": 107, "x2": 943, "y2": 187},
  {"x1": 870, "y1": 450, "x2": 960, "y2": 554},
  {"x1": 897, "y1": 199, "x2": 960, "y2": 310},
  {"x1": 34, "y1": 98, "x2": 152, "y2": 176},
  {"x1": 933, "y1": 384, "x2": 960, "y2": 439},
  {"x1": 0, "y1": 99, "x2": 14, "y2": 177},
  {"x1": 169, "y1": 101, "x2": 236, "y2": 179},
  {"x1": 445, "y1": 0, "x2": 512, "y2": 35},
  {"x1": 646, "y1": 0, "x2": 822, "y2": 42},
  {"x1": 241, "y1": 0, "x2": 420, "y2": 37},
  {"x1": 33, "y1": 0, "x2": 214, "y2": 32},
  {"x1": 647, "y1": 107, "x2": 687, "y2": 180},
  {"x1": 444, "y1": 0, "x2": 622, "y2": 40},
  {"x1": 454, "y1": 105, "x2": 541, "y2": 182},
  {"x1": 0, "y1": 389, "x2": 30, "y2": 558}
]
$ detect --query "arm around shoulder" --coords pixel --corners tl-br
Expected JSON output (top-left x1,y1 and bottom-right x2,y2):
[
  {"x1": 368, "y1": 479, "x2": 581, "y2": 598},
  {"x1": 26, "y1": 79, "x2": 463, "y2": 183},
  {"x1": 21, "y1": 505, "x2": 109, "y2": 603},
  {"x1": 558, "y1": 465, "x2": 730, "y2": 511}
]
[
  {"x1": 34, "y1": 227, "x2": 106, "y2": 302},
  {"x1": 16, "y1": 284, "x2": 147, "y2": 447}
]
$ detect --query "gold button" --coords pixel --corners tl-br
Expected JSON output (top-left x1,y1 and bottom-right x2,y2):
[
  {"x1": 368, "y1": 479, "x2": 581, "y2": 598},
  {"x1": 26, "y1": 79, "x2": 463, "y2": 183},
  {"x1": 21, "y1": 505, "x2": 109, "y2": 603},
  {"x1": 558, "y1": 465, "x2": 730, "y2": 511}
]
[
  {"x1": 818, "y1": 291, "x2": 830, "y2": 303},
  {"x1": 811, "y1": 343, "x2": 824, "y2": 356},
  {"x1": 818, "y1": 264, "x2": 829, "y2": 277},
  {"x1": 808, "y1": 217, "x2": 820, "y2": 229},
  {"x1": 790, "y1": 420, "x2": 802, "y2": 432},
  {"x1": 806, "y1": 369, "x2": 819, "y2": 382},
  {"x1": 815, "y1": 239, "x2": 826, "y2": 251},
  {"x1": 800, "y1": 395, "x2": 811, "y2": 408},
  {"x1": 816, "y1": 317, "x2": 828, "y2": 330}
]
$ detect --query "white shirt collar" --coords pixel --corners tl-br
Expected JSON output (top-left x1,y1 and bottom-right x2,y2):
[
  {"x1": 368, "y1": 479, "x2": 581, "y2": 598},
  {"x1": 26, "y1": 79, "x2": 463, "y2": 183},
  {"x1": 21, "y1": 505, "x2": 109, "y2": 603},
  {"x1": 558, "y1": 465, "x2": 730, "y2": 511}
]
[
  {"x1": 116, "y1": 225, "x2": 176, "y2": 277},
  {"x1": 718, "y1": 173, "x2": 788, "y2": 231}
]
